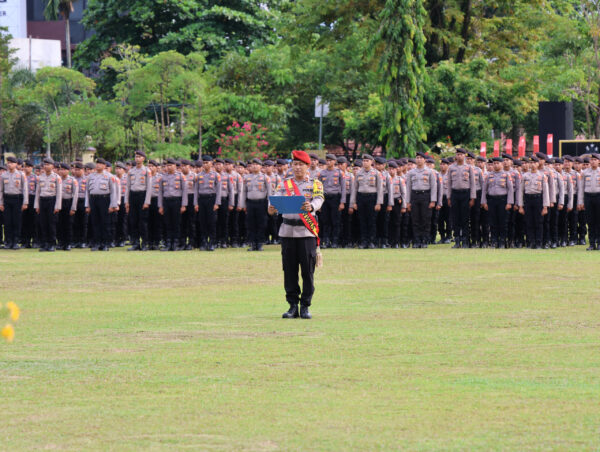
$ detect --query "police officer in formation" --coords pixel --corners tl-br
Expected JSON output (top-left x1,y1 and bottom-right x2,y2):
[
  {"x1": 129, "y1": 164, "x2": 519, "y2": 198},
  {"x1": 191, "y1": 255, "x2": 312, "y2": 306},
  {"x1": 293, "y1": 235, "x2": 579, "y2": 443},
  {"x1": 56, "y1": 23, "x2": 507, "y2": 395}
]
[{"x1": 3, "y1": 148, "x2": 600, "y2": 252}]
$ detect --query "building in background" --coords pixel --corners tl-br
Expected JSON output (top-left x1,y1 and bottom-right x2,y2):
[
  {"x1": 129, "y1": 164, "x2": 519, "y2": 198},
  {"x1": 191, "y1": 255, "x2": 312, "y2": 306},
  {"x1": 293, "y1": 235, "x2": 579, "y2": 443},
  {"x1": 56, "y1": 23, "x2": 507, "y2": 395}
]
[{"x1": 26, "y1": 0, "x2": 92, "y2": 67}]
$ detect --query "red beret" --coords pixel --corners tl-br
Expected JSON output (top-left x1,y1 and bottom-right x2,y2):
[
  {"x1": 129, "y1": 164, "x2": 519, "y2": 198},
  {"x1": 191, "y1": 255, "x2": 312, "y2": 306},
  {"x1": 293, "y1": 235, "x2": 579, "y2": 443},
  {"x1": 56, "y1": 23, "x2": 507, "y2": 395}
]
[{"x1": 292, "y1": 150, "x2": 310, "y2": 165}]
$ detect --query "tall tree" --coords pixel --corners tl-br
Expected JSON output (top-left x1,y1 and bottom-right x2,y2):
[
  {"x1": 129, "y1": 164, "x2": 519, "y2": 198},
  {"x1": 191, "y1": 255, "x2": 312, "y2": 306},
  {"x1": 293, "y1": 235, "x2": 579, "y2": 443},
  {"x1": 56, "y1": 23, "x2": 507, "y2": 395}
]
[
  {"x1": 43, "y1": 0, "x2": 75, "y2": 68},
  {"x1": 374, "y1": 0, "x2": 427, "y2": 156},
  {"x1": 0, "y1": 27, "x2": 15, "y2": 161}
]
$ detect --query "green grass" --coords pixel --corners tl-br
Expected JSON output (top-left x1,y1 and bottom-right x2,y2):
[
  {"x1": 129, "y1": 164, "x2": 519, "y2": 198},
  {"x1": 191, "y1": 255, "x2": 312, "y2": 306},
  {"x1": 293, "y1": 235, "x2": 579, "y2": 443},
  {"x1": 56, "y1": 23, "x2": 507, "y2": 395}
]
[{"x1": 1, "y1": 246, "x2": 599, "y2": 450}]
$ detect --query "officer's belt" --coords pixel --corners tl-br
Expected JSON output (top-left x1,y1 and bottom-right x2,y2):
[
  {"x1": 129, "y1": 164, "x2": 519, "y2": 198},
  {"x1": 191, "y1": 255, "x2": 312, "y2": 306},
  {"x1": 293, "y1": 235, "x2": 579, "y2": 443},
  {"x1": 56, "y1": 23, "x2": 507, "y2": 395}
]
[
  {"x1": 90, "y1": 194, "x2": 110, "y2": 198},
  {"x1": 283, "y1": 218, "x2": 305, "y2": 226}
]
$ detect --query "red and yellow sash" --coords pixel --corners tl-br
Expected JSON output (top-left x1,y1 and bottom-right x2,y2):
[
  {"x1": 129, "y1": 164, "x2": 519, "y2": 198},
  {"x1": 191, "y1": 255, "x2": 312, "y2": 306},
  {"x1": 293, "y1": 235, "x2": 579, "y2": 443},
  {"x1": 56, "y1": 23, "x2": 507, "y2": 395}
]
[{"x1": 285, "y1": 178, "x2": 320, "y2": 245}]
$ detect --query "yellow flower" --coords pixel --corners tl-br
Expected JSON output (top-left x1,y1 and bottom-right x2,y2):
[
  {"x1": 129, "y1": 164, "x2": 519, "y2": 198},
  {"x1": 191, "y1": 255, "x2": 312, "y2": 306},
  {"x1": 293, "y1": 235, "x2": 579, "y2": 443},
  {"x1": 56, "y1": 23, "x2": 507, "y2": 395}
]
[
  {"x1": 1, "y1": 324, "x2": 15, "y2": 342},
  {"x1": 6, "y1": 302, "x2": 19, "y2": 322}
]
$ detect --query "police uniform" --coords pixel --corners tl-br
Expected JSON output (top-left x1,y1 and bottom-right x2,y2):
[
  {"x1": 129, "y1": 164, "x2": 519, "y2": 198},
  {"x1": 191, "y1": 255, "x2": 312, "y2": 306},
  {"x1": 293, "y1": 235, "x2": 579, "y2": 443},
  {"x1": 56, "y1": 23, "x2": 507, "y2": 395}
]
[
  {"x1": 195, "y1": 156, "x2": 222, "y2": 250},
  {"x1": 338, "y1": 158, "x2": 354, "y2": 248},
  {"x1": 389, "y1": 161, "x2": 406, "y2": 248},
  {"x1": 470, "y1": 160, "x2": 484, "y2": 247},
  {"x1": 240, "y1": 160, "x2": 271, "y2": 251},
  {"x1": 215, "y1": 160, "x2": 234, "y2": 248},
  {"x1": 349, "y1": 154, "x2": 383, "y2": 248},
  {"x1": 271, "y1": 150, "x2": 324, "y2": 319},
  {"x1": 21, "y1": 161, "x2": 38, "y2": 248},
  {"x1": 180, "y1": 162, "x2": 197, "y2": 250},
  {"x1": 518, "y1": 160, "x2": 550, "y2": 249},
  {"x1": 57, "y1": 163, "x2": 79, "y2": 250},
  {"x1": 225, "y1": 159, "x2": 244, "y2": 247},
  {"x1": 35, "y1": 158, "x2": 62, "y2": 251},
  {"x1": 577, "y1": 154, "x2": 600, "y2": 250},
  {"x1": 555, "y1": 160, "x2": 573, "y2": 247},
  {"x1": 447, "y1": 149, "x2": 476, "y2": 247},
  {"x1": 265, "y1": 162, "x2": 282, "y2": 245},
  {"x1": 405, "y1": 155, "x2": 437, "y2": 247},
  {"x1": 72, "y1": 163, "x2": 88, "y2": 247},
  {"x1": 0, "y1": 157, "x2": 28, "y2": 249},
  {"x1": 438, "y1": 160, "x2": 452, "y2": 243},
  {"x1": 126, "y1": 151, "x2": 152, "y2": 250},
  {"x1": 318, "y1": 155, "x2": 346, "y2": 248},
  {"x1": 375, "y1": 158, "x2": 395, "y2": 247},
  {"x1": 85, "y1": 159, "x2": 118, "y2": 251},
  {"x1": 481, "y1": 160, "x2": 514, "y2": 248},
  {"x1": 159, "y1": 159, "x2": 189, "y2": 251},
  {"x1": 148, "y1": 161, "x2": 162, "y2": 249}
]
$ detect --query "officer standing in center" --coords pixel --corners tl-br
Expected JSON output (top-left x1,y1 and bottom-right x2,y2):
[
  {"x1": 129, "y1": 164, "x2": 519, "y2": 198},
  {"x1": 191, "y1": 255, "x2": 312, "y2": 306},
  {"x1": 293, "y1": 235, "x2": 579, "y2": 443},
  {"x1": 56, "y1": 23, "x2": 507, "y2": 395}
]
[
  {"x1": 349, "y1": 154, "x2": 383, "y2": 249},
  {"x1": 481, "y1": 157, "x2": 514, "y2": 248},
  {"x1": 159, "y1": 158, "x2": 188, "y2": 251},
  {"x1": 126, "y1": 150, "x2": 152, "y2": 251},
  {"x1": 447, "y1": 148, "x2": 476, "y2": 248},
  {"x1": 35, "y1": 157, "x2": 62, "y2": 252},
  {"x1": 405, "y1": 152, "x2": 437, "y2": 248},
  {"x1": 240, "y1": 158, "x2": 271, "y2": 251},
  {"x1": 195, "y1": 155, "x2": 222, "y2": 251},
  {"x1": 85, "y1": 158, "x2": 117, "y2": 251}
]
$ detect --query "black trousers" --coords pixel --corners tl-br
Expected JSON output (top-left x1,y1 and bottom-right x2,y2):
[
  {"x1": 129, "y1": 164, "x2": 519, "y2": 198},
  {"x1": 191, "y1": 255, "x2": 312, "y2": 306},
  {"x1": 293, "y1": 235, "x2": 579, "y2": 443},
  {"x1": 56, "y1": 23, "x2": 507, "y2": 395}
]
[
  {"x1": 129, "y1": 191, "x2": 148, "y2": 246},
  {"x1": 21, "y1": 194, "x2": 36, "y2": 246},
  {"x1": 266, "y1": 205, "x2": 279, "y2": 243},
  {"x1": 90, "y1": 195, "x2": 111, "y2": 246},
  {"x1": 357, "y1": 192, "x2": 377, "y2": 245},
  {"x1": 322, "y1": 193, "x2": 341, "y2": 245},
  {"x1": 163, "y1": 197, "x2": 182, "y2": 242},
  {"x1": 568, "y1": 195, "x2": 578, "y2": 243},
  {"x1": 216, "y1": 196, "x2": 230, "y2": 244},
  {"x1": 181, "y1": 194, "x2": 196, "y2": 246},
  {"x1": 390, "y1": 198, "x2": 403, "y2": 245},
  {"x1": 401, "y1": 211, "x2": 411, "y2": 245},
  {"x1": 116, "y1": 197, "x2": 127, "y2": 243},
  {"x1": 584, "y1": 193, "x2": 600, "y2": 246},
  {"x1": 524, "y1": 194, "x2": 543, "y2": 247},
  {"x1": 549, "y1": 203, "x2": 559, "y2": 244},
  {"x1": 3, "y1": 194, "x2": 23, "y2": 246},
  {"x1": 430, "y1": 206, "x2": 439, "y2": 243},
  {"x1": 487, "y1": 195, "x2": 507, "y2": 245},
  {"x1": 246, "y1": 198, "x2": 268, "y2": 246},
  {"x1": 480, "y1": 207, "x2": 490, "y2": 245},
  {"x1": 340, "y1": 196, "x2": 352, "y2": 246},
  {"x1": 197, "y1": 193, "x2": 217, "y2": 245},
  {"x1": 470, "y1": 190, "x2": 482, "y2": 245},
  {"x1": 451, "y1": 189, "x2": 470, "y2": 242},
  {"x1": 238, "y1": 208, "x2": 247, "y2": 244},
  {"x1": 57, "y1": 202, "x2": 74, "y2": 246},
  {"x1": 542, "y1": 203, "x2": 551, "y2": 245},
  {"x1": 281, "y1": 236, "x2": 317, "y2": 307},
  {"x1": 376, "y1": 194, "x2": 390, "y2": 244},
  {"x1": 39, "y1": 196, "x2": 58, "y2": 247},
  {"x1": 557, "y1": 195, "x2": 569, "y2": 244},
  {"x1": 514, "y1": 207, "x2": 524, "y2": 245},
  {"x1": 148, "y1": 197, "x2": 161, "y2": 245},
  {"x1": 73, "y1": 198, "x2": 87, "y2": 244},
  {"x1": 438, "y1": 195, "x2": 451, "y2": 240},
  {"x1": 228, "y1": 198, "x2": 239, "y2": 245},
  {"x1": 410, "y1": 190, "x2": 432, "y2": 243}
]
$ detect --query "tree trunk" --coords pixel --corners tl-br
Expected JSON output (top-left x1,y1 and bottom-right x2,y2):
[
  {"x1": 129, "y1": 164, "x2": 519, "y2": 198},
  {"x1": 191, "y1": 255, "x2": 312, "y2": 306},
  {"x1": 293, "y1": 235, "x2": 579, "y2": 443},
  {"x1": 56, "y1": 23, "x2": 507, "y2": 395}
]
[
  {"x1": 159, "y1": 87, "x2": 165, "y2": 142},
  {"x1": 64, "y1": 11, "x2": 72, "y2": 68},
  {"x1": 46, "y1": 113, "x2": 51, "y2": 158},
  {"x1": 179, "y1": 106, "x2": 184, "y2": 144},
  {"x1": 455, "y1": 0, "x2": 472, "y2": 63},
  {"x1": 198, "y1": 99, "x2": 203, "y2": 157}
]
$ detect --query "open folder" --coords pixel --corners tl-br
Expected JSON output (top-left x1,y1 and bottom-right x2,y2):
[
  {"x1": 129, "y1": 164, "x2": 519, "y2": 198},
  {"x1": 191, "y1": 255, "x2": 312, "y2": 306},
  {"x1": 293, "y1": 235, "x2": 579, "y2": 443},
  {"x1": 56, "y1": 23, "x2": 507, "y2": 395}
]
[{"x1": 269, "y1": 195, "x2": 306, "y2": 214}]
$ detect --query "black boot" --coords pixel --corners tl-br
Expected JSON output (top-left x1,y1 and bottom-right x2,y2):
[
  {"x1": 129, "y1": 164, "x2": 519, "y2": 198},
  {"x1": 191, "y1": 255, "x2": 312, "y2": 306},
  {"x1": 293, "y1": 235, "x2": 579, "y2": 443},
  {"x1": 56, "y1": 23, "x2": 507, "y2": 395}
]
[
  {"x1": 282, "y1": 305, "x2": 299, "y2": 319},
  {"x1": 161, "y1": 240, "x2": 171, "y2": 251},
  {"x1": 300, "y1": 306, "x2": 312, "y2": 319}
]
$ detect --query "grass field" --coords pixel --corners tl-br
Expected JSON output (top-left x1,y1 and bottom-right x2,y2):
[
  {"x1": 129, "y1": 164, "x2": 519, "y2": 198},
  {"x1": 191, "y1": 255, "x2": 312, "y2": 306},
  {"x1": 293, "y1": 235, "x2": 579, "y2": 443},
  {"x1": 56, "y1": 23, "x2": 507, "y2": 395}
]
[{"x1": 1, "y1": 245, "x2": 599, "y2": 450}]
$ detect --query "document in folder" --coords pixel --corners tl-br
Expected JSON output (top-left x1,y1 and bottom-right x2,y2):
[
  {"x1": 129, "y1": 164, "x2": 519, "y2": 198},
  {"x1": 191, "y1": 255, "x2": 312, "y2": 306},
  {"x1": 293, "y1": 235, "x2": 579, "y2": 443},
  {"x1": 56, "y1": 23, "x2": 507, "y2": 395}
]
[{"x1": 269, "y1": 196, "x2": 306, "y2": 214}]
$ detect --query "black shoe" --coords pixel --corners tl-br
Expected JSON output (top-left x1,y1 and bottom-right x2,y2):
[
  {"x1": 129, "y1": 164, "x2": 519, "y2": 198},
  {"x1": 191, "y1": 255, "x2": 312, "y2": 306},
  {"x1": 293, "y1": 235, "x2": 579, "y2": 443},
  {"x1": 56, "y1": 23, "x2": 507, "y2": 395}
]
[
  {"x1": 282, "y1": 305, "x2": 299, "y2": 319},
  {"x1": 568, "y1": 241, "x2": 576, "y2": 247},
  {"x1": 368, "y1": 242, "x2": 375, "y2": 249},
  {"x1": 230, "y1": 243, "x2": 240, "y2": 248},
  {"x1": 498, "y1": 243, "x2": 505, "y2": 249},
  {"x1": 39, "y1": 246, "x2": 48, "y2": 252},
  {"x1": 587, "y1": 244, "x2": 597, "y2": 251},
  {"x1": 11, "y1": 243, "x2": 21, "y2": 250},
  {"x1": 401, "y1": 244, "x2": 409, "y2": 249},
  {"x1": 412, "y1": 243, "x2": 420, "y2": 249},
  {"x1": 207, "y1": 244, "x2": 215, "y2": 251},
  {"x1": 256, "y1": 244, "x2": 264, "y2": 251},
  {"x1": 63, "y1": 245, "x2": 71, "y2": 251},
  {"x1": 551, "y1": 242, "x2": 557, "y2": 249},
  {"x1": 140, "y1": 244, "x2": 149, "y2": 251},
  {"x1": 321, "y1": 242, "x2": 328, "y2": 249},
  {"x1": 128, "y1": 244, "x2": 140, "y2": 251},
  {"x1": 47, "y1": 245, "x2": 56, "y2": 252},
  {"x1": 452, "y1": 243, "x2": 461, "y2": 249},
  {"x1": 161, "y1": 241, "x2": 171, "y2": 251},
  {"x1": 300, "y1": 306, "x2": 312, "y2": 319},
  {"x1": 91, "y1": 246, "x2": 99, "y2": 251},
  {"x1": 330, "y1": 242, "x2": 338, "y2": 249},
  {"x1": 579, "y1": 239, "x2": 587, "y2": 246},
  {"x1": 421, "y1": 242, "x2": 428, "y2": 249},
  {"x1": 391, "y1": 244, "x2": 399, "y2": 249}
]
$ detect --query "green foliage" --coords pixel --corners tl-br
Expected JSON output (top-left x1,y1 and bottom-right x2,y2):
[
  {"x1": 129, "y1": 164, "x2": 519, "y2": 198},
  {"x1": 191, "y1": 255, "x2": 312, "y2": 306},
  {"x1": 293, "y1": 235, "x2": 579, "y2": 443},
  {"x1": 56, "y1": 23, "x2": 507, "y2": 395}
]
[{"x1": 375, "y1": 0, "x2": 428, "y2": 157}]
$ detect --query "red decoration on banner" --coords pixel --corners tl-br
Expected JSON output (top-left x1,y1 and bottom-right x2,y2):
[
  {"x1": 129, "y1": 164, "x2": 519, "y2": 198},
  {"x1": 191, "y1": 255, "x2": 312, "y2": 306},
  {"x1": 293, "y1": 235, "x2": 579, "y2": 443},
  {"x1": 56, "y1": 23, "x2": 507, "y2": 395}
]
[
  {"x1": 533, "y1": 135, "x2": 539, "y2": 154},
  {"x1": 546, "y1": 134, "x2": 553, "y2": 157},
  {"x1": 518, "y1": 136, "x2": 526, "y2": 157},
  {"x1": 480, "y1": 142, "x2": 487, "y2": 157},
  {"x1": 505, "y1": 139, "x2": 513, "y2": 156},
  {"x1": 493, "y1": 141, "x2": 500, "y2": 158}
]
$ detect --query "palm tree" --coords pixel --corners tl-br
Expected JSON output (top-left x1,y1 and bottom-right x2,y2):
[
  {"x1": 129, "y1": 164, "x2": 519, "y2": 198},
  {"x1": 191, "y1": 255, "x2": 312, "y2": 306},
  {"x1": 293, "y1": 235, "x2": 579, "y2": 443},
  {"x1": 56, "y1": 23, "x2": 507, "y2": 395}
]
[{"x1": 43, "y1": 0, "x2": 74, "y2": 68}]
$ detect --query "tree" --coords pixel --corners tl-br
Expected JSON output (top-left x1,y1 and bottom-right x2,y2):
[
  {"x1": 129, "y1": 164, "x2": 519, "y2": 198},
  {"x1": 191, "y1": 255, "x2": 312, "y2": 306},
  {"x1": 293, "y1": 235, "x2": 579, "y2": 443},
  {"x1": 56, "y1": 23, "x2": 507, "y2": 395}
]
[
  {"x1": 43, "y1": 0, "x2": 75, "y2": 68},
  {"x1": 374, "y1": 0, "x2": 428, "y2": 157},
  {"x1": 74, "y1": 0, "x2": 284, "y2": 70},
  {"x1": 0, "y1": 27, "x2": 15, "y2": 161}
]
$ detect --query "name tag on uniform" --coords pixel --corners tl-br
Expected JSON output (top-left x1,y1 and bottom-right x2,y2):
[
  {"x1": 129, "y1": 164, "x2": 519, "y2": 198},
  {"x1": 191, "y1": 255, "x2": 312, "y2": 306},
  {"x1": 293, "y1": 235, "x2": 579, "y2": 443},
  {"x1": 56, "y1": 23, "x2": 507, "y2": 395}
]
[{"x1": 100, "y1": 183, "x2": 108, "y2": 190}]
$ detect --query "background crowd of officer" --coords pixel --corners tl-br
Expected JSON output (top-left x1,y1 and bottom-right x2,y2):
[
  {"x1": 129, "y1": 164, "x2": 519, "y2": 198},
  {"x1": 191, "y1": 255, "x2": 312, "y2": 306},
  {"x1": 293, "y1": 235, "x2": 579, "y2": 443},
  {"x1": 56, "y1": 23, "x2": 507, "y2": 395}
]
[{"x1": 1, "y1": 145, "x2": 600, "y2": 251}]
